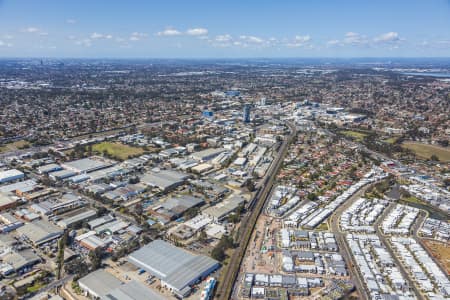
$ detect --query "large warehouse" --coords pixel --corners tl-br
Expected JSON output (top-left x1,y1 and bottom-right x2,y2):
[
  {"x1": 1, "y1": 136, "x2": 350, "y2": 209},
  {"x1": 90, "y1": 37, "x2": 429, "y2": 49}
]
[
  {"x1": 61, "y1": 158, "x2": 112, "y2": 174},
  {"x1": 78, "y1": 269, "x2": 167, "y2": 300},
  {"x1": 140, "y1": 169, "x2": 190, "y2": 192},
  {"x1": 128, "y1": 240, "x2": 219, "y2": 298},
  {"x1": 16, "y1": 220, "x2": 63, "y2": 246},
  {"x1": 190, "y1": 148, "x2": 227, "y2": 162},
  {"x1": 0, "y1": 169, "x2": 24, "y2": 184},
  {"x1": 78, "y1": 269, "x2": 122, "y2": 298},
  {"x1": 101, "y1": 280, "x2": 166, "y2": 300}
]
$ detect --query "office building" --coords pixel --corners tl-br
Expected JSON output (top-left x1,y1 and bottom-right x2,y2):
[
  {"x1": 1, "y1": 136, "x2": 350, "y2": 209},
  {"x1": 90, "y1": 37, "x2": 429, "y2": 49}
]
[{"x1": 243, "y1": 104, "x2": 251, "y2": 123}]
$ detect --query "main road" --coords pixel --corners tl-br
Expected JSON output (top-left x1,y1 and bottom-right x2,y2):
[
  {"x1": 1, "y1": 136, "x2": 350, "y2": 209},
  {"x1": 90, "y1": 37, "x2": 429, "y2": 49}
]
[
  {"x1": 216, "y1": 121, "x2": 296, "y2": 300},
  {"x1": 328, "y1": 181, "x2": 376, "y2": 300},
  {"x1": 373, "y1": 203, "x2": 425, "y2": 300}
]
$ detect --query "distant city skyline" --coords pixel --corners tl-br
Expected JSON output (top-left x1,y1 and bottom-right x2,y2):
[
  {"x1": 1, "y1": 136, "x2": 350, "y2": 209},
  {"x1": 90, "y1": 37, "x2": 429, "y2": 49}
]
[{"x1": 0, "y1": 0, "x2": 450, "y2": 58}]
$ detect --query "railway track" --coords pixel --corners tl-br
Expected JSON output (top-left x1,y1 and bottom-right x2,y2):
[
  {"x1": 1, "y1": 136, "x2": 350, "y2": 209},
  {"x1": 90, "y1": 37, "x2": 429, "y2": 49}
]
[{"x1": 216, "y1": 121, "x2": 296, "y2": 300}]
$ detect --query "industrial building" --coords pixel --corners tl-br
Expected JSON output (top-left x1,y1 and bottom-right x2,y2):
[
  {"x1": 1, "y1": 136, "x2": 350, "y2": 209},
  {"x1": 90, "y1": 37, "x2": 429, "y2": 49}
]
[
  {"x1": 49, "y1": 169, "x2": 77, "y2": 181},
  {"x1": 61, "y1": 157, "x2": 112, "y2": 174},
  {"x1": 0, "y1": 212, "x2": 23, "y2": 233},
  {"x1": 30, "y1": 193, "x2": 83, "y2": 216},
  {"x1": 101, "y1": 280, "x2": 167, "y2": 300},
  {"x1": 190, "y1": 148, "x2": 228, "y2": 162},
  {"x1": 0, "y1": 192, "x2": 17, "y2": 211},
  {"x1": 78, "y1": 269, "x2": 123, "y2": 299},
  {"x1": 0, "y1": 249, "x2": 41, "y2": 276},
  {"x1": 128, "y1": 240, "x2": 219, "y2": 298},
  {"x1": 56, "y1": 208, "x2": 97, "y2": 229},
  {"x1": 202, "y1": 195, "x2": 245, "y2": 222},
  {"x1": 0, "y1": 179, "x2": 38, "y2": 195},
  {"x1": 16, "y1": 220, "x2": 63, "y2": 246},
  {"x1": 151, "y1": 195, "x2": 205, "y2": 222},
  {"x1": 37, "y1": 163, "x2": 63, "y2": 174},
  {"x1": 0, "y1": 169, "x2": 24, "y2": 184},
  {"x1": 141, "y1": 169, "x2": 190, "y2": 192}
]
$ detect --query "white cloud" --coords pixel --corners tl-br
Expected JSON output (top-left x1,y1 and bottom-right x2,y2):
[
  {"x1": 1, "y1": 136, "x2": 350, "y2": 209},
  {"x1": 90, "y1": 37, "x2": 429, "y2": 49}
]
[
  {"x1": 21, "y1": 27, "x2": 48, "y2": 37},
  {"x1": 3, "y1": 34, "x2": 13, "y2": 40},
  {"x1": 129, "y1": 32, "x2": 148, "y2": 41},
  {"x1": 286, "y1": 35, "x2": 312, "y2": 48},
  {"x1": 75, "y1": 38, "x2": 92, "y2": 47},
  {"x1": 22, "y1": 27, "x2": 40, "y2": 33},
  {"x1": 186, "y1": 28, "x2": 208, "y2": 36},
  {"x1": 90, "y1": 32, "x2": 103, "y2": 39},
  {"x1": 209, "y1": 34, "x2": 234, "y2": 47},
  {"x1": 343, "y1": 32, "x2": 368, "y2": 45},
  {"x1": 294, "y1": 35, "x2": 311, "y2": 43},
  {"x1": 67, "y1": 35, "x2": 76, "y2": 40},
  {"x1": 90, "y1": 32, "x2": 113, "y2": 40},
  {"x1": 66, "y1": 19, "x2": 77, "y2": 24},
  {"x1": 157, "y1": 28, "x2": 181, "y2": 36},
  {"x1": 214, "y1": 34, "x2": 232, "y2": 42},
  {"x1": 240, "y1": 35, "x2": 265, "y2": 44},
  {"x1": 327, "y1": 39, "x2": 341, "y2": 46},
  {"x1": 374, "y1": 32, "x2": 400, "y2": 43}
]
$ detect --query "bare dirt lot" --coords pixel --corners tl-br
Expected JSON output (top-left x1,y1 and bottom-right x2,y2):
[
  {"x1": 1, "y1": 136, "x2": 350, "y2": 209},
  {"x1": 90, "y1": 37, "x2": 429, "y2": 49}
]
[{"x1": 422, "y1": 239, "x2": 450, "y2": 275}]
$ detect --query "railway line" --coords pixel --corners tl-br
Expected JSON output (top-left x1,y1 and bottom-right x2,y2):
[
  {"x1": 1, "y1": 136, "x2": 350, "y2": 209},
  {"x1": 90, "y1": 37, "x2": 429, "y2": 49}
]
[{"x1": 216, "y1": 121, "x2": 296, "y2": 300}]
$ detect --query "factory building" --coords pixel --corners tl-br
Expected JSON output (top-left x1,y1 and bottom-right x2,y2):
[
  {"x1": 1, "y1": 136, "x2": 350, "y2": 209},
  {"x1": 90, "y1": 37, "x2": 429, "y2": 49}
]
[
  {"x1": 128, "y1": 240, "x2": 219, "y2": 298},
  {"x1": 0, "y1": 169, "x2": 24, "y2": 184}
]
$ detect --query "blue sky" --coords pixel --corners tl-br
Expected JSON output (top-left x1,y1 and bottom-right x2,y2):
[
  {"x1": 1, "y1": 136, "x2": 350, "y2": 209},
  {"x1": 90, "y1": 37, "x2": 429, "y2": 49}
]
[{"x1": 0, "y1": 0, "x2": 449, "y2": 58}]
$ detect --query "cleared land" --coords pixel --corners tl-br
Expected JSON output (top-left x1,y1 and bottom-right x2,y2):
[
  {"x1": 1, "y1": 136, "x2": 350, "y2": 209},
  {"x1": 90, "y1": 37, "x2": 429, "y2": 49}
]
[
  {"x1": 402, "y1": 141, "x2": 450, "y2": 162},
  {"x1": 0, "y1": 140, "x2": 31, "y2": 153},
  {"x1": 340, "y1": 130, "x2": 368, "y2": 142},
  {"x1": 422, "y1": 240, "x2": 450, "y2": 275},
  {"x1": 91, "y1": 142, "x2": 144, "y2": 160}
]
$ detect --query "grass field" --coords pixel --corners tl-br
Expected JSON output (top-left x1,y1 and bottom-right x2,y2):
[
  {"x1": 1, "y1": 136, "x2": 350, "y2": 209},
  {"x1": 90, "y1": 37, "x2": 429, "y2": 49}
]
[
  {"x1": 316, "y1": 222, "x2": 329, "y2": 231},
  {"x1": 402, "y1": 141, "x2": 450, "y2": 162},
  {"x1": 26, "y1": 282, "x2": 45, "y2": 293},
  {"x1": 422, "y1": 240, "x2": 450, "y2": 275},
  {"x1": 0, "y1": 140, "x2": 31, "y2": 153},
  {"x1": 340, "y1": 130, "x2": 368, "y2": 142},
  {"x1": 383, "y1": 137, "x2": 399, "y2": 144},
  {"x1": 91, "y1": 142, "x2": 144, "y2": 160}
]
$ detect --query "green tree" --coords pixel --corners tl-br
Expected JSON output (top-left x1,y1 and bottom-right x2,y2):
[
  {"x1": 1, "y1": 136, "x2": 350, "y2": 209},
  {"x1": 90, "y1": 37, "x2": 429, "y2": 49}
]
[
  {"x1": 198, "y1": 231, "x2": 208, "y2": 243},
  {"x1": 430, "y1": 154, "x2": 439, "y2": 161},
  {"x1": 88, "y1": 248, "x2": 102, "y2": 270},
  {"x1": 56, "y1": 232, "x2": 67, "y2": 280},
  {"x1": 211, "y1": 247, "x2": 225, "y2": 261}
]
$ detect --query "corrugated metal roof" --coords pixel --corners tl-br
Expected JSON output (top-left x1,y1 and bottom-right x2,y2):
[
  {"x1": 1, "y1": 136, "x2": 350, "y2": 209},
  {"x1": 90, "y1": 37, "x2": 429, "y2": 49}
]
[
  {"x1": 78, "y1": 269, "x2": 123, "y2": 298},
  {"x1": 128, "y1": 240, "x2": 218, "y2": 292},
  {"x1": 102, "y1": 280, "x2": 166, "y2": 300}
]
